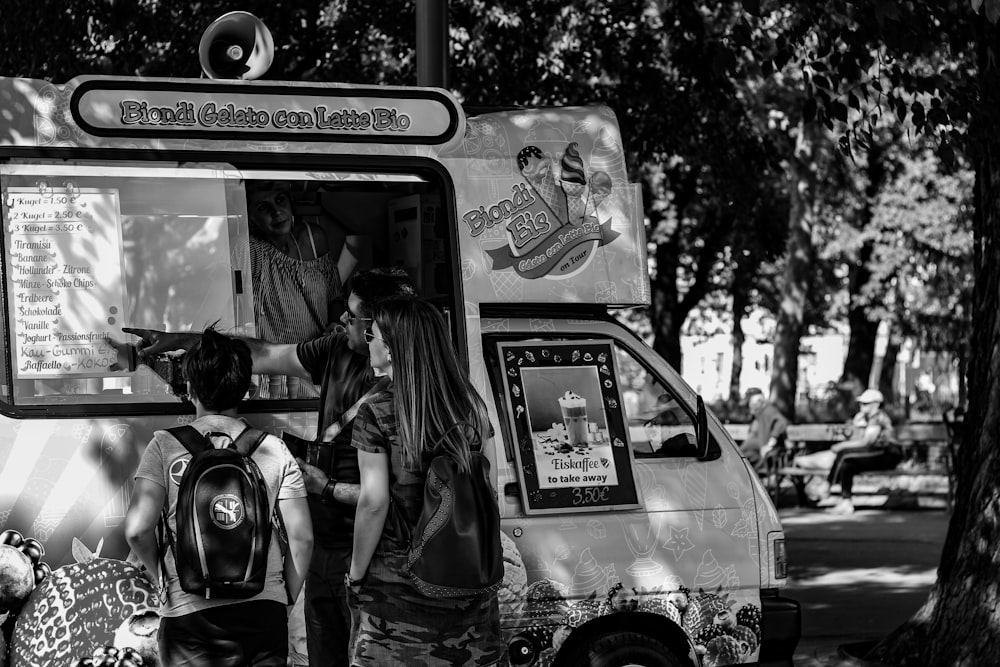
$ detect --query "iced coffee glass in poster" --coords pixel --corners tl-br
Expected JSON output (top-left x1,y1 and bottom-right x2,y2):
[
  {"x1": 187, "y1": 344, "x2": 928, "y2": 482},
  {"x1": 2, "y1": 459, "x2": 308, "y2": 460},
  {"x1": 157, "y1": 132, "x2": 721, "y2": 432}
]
[{"x1": 498, "y1": 340, "x2": 639, "y2": 514}]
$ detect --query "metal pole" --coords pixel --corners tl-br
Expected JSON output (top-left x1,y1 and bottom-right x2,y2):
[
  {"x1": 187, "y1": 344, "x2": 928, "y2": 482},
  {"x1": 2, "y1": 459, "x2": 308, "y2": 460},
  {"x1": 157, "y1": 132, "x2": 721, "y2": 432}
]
[{"x1": 416, "y1": 0, "x2": 448, "y2": 88}]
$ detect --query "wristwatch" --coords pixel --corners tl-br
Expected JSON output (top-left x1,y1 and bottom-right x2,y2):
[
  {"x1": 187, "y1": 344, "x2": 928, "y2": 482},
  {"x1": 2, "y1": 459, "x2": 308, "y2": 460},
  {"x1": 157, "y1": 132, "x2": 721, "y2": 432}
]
[{"x1": 321, "y1": 478, "x2": 337, "y2": 505}]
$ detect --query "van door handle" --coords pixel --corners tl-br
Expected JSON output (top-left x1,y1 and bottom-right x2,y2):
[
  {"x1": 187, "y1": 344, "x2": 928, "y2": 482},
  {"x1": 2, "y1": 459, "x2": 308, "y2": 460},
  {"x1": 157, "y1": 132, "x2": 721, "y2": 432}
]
[{"x1": 504, "y1": 482, "x2": 520, "y2": 498}]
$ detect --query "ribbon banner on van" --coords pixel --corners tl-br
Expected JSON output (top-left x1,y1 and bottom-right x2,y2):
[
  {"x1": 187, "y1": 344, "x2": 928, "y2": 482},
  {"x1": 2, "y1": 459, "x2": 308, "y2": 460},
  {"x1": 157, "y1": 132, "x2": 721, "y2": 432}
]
[{"x1": 497, "y1": 340, "x2": 640, "y2": 514}]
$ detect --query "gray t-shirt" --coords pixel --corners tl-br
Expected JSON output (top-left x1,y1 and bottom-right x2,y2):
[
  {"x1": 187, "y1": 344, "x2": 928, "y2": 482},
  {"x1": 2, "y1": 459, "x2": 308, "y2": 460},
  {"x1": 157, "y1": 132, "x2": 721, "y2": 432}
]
[{"x1": 134, "y1": 414, "x2": 306, "y2": 617}]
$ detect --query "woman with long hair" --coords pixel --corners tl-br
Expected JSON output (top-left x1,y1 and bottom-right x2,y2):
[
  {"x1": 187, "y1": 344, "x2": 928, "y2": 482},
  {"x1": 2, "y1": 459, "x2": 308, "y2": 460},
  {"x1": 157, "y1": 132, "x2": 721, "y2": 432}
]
[{"x1": 346, "y1": 295, "x2": 506, "y2": 666}]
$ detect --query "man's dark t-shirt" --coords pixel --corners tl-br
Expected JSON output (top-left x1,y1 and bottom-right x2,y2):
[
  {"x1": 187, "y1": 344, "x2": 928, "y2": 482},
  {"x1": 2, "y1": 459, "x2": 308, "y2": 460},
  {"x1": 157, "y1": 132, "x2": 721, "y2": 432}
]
[{"x1": 297, "y1": 332, "x2": 375, "y2": 549}]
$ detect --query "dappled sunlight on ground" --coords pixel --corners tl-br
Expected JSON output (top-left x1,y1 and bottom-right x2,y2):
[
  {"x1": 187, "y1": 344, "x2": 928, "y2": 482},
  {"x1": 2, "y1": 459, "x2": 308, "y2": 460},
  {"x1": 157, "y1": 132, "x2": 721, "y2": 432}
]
[
  {"x1": 792, "y1": 566, "x2": 937, "y2": 589},
  {"x1": 779, "y1": 507, "x2": 948, "y2": 666}
]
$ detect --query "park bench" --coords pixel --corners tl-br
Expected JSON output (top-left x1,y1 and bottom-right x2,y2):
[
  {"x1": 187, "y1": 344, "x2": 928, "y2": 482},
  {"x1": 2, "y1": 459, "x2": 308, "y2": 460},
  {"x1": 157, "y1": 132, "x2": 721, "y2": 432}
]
[{"x1": 725, "y1": 420, "x2": 960, "y2": 509}]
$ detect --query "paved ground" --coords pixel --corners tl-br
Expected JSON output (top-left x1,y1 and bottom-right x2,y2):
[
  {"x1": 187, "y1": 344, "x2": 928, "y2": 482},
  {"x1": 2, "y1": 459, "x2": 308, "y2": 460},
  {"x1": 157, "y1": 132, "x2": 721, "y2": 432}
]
[{"x1": 780, "y1": 505, "x2": 949, "y2": 666}]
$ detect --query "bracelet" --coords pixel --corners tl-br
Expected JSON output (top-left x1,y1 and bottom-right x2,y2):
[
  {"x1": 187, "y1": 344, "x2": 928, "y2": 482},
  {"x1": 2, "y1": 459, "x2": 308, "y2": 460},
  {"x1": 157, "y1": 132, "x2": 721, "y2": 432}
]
[{"x1": 321, "y1": 479, "x2": 337, "y2": 505}]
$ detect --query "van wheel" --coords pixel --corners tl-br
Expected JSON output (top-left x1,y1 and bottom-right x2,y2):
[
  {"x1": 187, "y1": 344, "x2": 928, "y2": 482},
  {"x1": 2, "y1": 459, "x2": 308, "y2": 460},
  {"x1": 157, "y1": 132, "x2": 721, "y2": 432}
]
[{"x1": 560, "y1": 631, "x2": 687, "y2": 667}]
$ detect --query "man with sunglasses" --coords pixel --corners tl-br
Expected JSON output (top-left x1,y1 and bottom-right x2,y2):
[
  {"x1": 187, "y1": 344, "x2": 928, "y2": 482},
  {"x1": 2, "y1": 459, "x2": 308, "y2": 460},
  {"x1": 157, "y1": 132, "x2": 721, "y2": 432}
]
[{"x1": 121, "y1": 266, "x2": 415, "y2": 667}]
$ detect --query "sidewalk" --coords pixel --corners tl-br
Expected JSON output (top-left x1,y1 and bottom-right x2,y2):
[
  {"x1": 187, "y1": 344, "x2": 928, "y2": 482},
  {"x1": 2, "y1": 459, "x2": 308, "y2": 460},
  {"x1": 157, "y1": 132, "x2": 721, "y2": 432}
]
[{"x1": 780, "y1": 506, "x2": 949, "y2": 666}]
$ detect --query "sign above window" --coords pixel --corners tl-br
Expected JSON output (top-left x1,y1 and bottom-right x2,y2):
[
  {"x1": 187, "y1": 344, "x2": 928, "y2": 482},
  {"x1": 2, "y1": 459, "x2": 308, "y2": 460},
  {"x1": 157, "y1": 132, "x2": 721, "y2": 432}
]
[{"x1": 71, "y1": 79, "x2": 461, "y2": 145}]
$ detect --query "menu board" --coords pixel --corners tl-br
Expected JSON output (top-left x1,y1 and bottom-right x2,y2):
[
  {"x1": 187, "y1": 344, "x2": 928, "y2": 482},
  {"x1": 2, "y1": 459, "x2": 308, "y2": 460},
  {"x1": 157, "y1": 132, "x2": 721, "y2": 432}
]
[
  {"x1": 498, "y1": 340, "x2": 640, "y2": 514},
  {"x1": 4, "y1": 185, "x2": 127, "y2": 378}
]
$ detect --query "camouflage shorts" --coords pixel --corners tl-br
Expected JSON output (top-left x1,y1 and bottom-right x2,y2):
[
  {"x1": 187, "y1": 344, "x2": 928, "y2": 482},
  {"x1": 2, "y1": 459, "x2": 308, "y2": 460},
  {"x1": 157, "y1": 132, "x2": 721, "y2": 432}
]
[{"x1": 347, "y1": 550, "x2": 507, "y2": 666}]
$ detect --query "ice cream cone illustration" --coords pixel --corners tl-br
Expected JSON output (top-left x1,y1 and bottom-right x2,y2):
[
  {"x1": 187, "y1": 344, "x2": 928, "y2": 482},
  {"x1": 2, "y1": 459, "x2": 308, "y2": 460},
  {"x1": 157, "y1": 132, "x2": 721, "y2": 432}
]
[
  {"x1": 560, "y1": 142, "x2": 588, "y2": 223},
  {"x1": 570, "y1": 547, "x2": 612, "y2": 596},
  {"x1": 518, "y1": 145, "x2": 568, "y2": 224},
  {"x1": 589, "y1": 125, "x2": 628, "y2": 186},
  {"x1": 589, "y1": 170, "x2": 613, "y2": 215},
  {"x1": 694, "y1": 549, "x2": 728, "y2": 590}
]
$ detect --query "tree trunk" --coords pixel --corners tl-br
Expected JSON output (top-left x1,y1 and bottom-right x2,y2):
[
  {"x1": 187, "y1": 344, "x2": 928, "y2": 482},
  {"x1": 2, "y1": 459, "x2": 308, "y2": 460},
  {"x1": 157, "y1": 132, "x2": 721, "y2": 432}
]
[
  {"x1": 842, "y1": 246, "x2": 878, "y2": 388},
  {"x1": 645, "y1": 169, "x2": 684, "y2": 371},
  {"x1": 958, "y1": 351, "x2": 968, "y2": 408},
  {"x1": 872, "y1": 17, "x2": 1000, "y2": 666},
  {"x1": 770, "y1": 123, "x2": 817, "y2": 422},
  {"x1": 729, "y1": 286, "x2": 748, "y2": 404},
  {"x1": 651, "y1": 223, "x2": 682, "y2": 371},
  {"x1": 878, "y1": 338, "x2": 898, "y2": 406},
  {"x1": 842, "y1": 143, "x2": 886, "y2": 388}
]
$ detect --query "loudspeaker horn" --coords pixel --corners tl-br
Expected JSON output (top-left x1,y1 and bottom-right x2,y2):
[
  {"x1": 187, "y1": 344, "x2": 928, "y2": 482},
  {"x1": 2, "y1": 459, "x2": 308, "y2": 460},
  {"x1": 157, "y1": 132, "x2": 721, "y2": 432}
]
[{"x1": 199, "y1": 11, "x2": 274, "y2": 80}]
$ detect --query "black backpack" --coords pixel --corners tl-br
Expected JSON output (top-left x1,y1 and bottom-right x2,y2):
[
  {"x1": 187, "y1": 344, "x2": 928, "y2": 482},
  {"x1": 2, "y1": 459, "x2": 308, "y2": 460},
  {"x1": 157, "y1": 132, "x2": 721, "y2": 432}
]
[
  {"x1": 401, "y1": 422, "x2": 504, "y2": 599},
  {"x1": 159, "y1": 425, "x2": 278, "y2": 600}
]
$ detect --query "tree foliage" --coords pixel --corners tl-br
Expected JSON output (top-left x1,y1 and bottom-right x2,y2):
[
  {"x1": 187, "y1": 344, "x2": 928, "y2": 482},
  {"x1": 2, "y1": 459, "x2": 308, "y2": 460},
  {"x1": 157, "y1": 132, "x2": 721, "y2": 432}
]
[{"x1": 738, "y1": 0, "x2": 1000, "y2": 663}]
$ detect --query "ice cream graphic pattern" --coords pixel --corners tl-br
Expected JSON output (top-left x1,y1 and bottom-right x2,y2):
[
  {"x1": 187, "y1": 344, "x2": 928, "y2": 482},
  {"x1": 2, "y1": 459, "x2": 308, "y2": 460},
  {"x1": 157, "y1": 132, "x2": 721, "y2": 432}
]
[
  {"x1": 570, "y1": 547, "x2": 615, "y2": 596},
  {"x1": 589, "y1": 125, "x2": 628, "y2": 187},
  {"x1": 694, "y1": 549, "x2": 740, "y2": 590},
  {"x1": 517, "y1": 145, "x2": 568, "y2": 224},
  {"x1": 560, "y1": 142, "x2": 588, "y2": 223}
]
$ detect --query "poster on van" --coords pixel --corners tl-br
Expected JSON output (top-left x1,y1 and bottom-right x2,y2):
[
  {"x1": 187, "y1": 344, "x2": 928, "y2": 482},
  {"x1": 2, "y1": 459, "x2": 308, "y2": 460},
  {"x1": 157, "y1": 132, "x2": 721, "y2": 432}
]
[
  {"x1": 3, "y1": 184, "x2": 128, "y2": 378},
  {"x1": 498, "y1": 340, "x2": 639, "y2": 514}
]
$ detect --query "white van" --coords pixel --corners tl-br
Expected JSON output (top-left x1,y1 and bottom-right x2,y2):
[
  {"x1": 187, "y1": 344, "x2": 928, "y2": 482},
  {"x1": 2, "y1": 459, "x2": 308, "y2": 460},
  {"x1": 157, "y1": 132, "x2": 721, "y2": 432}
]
[{"x1": 0, "y1": 72, "x2": 798, "y2": 666}]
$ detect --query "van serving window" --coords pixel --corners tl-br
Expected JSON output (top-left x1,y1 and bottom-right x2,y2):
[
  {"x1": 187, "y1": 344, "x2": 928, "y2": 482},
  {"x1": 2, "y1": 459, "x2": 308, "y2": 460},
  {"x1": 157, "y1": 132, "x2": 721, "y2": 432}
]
[
  {"x1": 0, "y1": 161, "x2": 452, "y2": 411},
  {"x1": 1, "y1": 160, "x2": 250, "y2": 408}
]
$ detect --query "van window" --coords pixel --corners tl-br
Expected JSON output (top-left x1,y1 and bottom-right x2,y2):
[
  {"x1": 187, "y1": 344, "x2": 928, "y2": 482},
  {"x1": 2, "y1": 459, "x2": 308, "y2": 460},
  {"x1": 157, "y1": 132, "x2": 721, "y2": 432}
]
[
  {"x1": 0, "y1": 161, "x2": 452, "y2": 410},
  {"x1": 616, "y1": 347, "x2": 698, "y2": 458}
]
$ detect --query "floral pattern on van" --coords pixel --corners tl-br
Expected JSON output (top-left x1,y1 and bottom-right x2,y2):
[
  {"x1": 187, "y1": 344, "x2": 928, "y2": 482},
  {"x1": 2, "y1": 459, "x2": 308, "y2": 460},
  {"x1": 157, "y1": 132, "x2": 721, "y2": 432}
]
[{"x1": 500, "y1": 525, "x2": 763, "y2": 667}]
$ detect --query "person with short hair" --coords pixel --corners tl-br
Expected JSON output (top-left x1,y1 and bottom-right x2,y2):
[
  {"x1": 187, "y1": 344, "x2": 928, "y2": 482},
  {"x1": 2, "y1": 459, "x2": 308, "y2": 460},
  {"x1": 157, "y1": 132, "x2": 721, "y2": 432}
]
[
  {"x1": 347, "y1": 295, "x2": 504, "y2": 665},
  {"x1": 740, "y1": 389, "x2": 789, "y2": 471},
  {"x1": 122, "y1": 267, "x2": 416, "y2": 667},
  {"x1": 124, "y1": 328, "x2": 314, "y2": 666}
]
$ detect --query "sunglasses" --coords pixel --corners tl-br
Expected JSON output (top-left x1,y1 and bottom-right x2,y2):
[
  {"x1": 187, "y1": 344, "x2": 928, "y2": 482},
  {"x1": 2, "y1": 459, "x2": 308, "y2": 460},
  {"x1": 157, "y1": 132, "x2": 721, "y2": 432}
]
[
  {"x1": 346, "y1": 312, "x2": 372, "y2": 326},
  {"x1": 343, "y1": 301, "x2": 372, "y2": 326},
  {"x1": 364, "y1": 328, "x2": 383, "y2": 344}
]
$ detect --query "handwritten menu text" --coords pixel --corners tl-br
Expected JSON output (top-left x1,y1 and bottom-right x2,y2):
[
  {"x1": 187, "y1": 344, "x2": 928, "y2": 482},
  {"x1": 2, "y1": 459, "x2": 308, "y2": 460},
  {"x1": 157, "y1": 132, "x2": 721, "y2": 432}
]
[{"x1": 5, "y1": 186, "x2": 127, "y2": 378}]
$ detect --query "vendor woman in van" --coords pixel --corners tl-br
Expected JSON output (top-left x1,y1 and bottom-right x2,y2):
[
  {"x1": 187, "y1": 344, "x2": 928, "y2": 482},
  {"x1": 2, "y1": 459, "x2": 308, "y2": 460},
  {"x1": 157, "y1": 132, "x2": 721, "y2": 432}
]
[{"x1": 246, "y1": 181, "x2": 361, "y2": 397}]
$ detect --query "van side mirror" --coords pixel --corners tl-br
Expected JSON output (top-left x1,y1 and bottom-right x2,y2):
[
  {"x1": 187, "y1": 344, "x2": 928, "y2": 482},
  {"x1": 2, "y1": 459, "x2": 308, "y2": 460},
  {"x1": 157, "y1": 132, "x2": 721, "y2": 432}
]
[{"x1": 696, "y1": 396, "x2": 721, "y2": 460}]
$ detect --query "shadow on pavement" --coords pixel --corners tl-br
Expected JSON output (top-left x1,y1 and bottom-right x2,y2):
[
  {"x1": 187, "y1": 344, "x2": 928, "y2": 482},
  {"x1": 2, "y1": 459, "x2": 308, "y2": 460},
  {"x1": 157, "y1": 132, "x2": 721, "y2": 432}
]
[{"x1": 778, "y1": 506, "x2": 949, "y2": 666}]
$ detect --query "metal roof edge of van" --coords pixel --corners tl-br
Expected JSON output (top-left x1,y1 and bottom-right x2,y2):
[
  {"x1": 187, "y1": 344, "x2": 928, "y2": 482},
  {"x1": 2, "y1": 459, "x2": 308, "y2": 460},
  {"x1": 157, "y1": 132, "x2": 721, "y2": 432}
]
[
  {"x1": 478, "y1": 303, "x2": 612, "y2": 320},
  {"x1": 462, "y1": 105, "x2": 524, "y2": 116},
  {"x1": 462, "y1": 103, "x2": 611, "y2": 117}
]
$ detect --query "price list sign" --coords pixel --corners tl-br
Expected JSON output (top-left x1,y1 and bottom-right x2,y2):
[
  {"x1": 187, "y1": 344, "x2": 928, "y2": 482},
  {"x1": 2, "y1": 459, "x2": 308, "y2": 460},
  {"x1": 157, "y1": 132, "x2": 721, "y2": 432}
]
[{"x1": 4, "y1": 185, "x2": 128, "y2": 378}]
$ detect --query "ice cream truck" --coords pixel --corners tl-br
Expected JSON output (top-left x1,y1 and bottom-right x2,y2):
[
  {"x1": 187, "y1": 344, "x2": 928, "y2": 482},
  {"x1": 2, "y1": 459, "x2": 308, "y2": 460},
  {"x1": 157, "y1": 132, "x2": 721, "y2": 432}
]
[{"x1": 0, "y1": 68, "x2": 798, "y2": 667}]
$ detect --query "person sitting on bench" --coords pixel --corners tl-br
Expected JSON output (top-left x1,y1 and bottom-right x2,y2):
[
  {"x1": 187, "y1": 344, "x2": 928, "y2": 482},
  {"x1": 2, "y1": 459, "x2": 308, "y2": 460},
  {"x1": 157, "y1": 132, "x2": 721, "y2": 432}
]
[
  {"x1": 740, "y1": 389, "x2": 789, "y2": 473},
  {"x1": 800, "y1": 388, "x2": 901, "y2": 514}
]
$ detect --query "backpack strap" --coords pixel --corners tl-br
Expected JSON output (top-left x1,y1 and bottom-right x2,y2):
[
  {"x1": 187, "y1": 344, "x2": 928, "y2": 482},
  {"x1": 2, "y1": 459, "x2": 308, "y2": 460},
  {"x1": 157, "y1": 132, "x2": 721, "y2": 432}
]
[
  {"x1": 231, "y1": 426, "x2": 268, "y2": 456},
  {"x1": 231, "y1": 426, "x2": 290, "y2": 556},
  {"x1": 167, "y1": 425, "x2": 213, "y2": 456}
]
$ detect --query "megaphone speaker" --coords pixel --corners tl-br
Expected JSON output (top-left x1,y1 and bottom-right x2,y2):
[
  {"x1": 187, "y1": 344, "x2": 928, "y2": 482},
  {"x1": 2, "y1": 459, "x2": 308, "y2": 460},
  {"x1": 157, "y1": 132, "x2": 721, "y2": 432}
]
[{"x1": 199, "y1": 11, "x2": 274, "y2": 80}]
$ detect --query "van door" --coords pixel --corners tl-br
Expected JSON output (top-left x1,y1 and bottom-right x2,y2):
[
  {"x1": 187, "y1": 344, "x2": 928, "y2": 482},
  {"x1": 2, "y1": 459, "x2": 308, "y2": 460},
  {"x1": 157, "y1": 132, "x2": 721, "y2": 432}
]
[{"x1": 481, "y1": 315, "x2": 767, "y2": 667}]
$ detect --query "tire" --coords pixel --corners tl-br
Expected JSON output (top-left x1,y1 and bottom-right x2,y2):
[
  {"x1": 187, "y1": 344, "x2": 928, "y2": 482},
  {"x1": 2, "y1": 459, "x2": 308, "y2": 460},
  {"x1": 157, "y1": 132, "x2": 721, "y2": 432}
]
[{"x1": 560, "y1": 631, "x2": 687, "y2": 667}]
